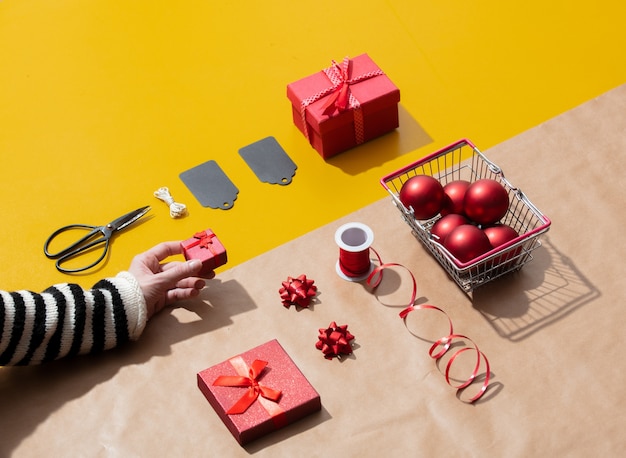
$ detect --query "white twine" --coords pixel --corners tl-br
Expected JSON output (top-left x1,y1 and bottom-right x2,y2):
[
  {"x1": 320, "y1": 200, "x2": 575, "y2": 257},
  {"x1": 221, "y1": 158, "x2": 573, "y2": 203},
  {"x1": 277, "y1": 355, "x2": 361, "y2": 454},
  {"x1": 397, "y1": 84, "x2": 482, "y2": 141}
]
[{"x1": 153, "y1": 187, "x2": 187, "y2": 218}]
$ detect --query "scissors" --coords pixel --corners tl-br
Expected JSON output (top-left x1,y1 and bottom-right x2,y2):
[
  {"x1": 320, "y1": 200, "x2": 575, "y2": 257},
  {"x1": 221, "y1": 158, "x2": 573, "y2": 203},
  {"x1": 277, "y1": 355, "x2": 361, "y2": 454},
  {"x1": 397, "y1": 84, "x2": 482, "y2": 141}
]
[{"x1": 44, "y1": 206, "x2": 151, "y2": 273}]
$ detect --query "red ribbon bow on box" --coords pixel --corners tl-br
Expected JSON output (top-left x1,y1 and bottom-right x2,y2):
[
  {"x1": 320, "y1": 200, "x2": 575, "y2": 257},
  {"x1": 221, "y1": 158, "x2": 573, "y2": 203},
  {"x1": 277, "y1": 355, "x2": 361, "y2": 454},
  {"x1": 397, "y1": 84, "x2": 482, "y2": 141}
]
[
  {"x1": 192, "y1": 231, "x2": 217, "y2": 253},
  {"x1": 279, "y1": 274, "x2": 317, "y2": 308},
  {"x1": 300, "y1": 56, "x2": 385, "y2": 144},
  {"x1": 315, "y1": 321, "x2": 355, "y2": 360},
  {"x1": 320, "y1": 58, "x2": 353, "y2": 115},
  {"x1": 213, "y1": 359, "x2": 282, "y2": 415}
]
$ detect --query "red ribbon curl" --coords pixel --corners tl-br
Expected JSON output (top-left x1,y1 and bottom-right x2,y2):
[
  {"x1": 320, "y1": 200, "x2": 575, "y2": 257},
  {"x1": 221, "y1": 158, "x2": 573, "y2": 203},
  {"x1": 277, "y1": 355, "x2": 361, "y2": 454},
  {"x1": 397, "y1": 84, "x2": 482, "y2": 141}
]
[
  {"x1": 212, "y1": 359, "x2": 282, "y2": 415},
  {"x1": 401, "y1": 304, "x2": 491, "y2": 403},
  {"x1": 316, "y1": 321, "x2": 355, "y2": 360},
  {"x1": 279, "y1": 274, "x2": 317, "y2": 308},
  {"x1": 364, "y1": 248, "x2": 491, "y2": 403}
]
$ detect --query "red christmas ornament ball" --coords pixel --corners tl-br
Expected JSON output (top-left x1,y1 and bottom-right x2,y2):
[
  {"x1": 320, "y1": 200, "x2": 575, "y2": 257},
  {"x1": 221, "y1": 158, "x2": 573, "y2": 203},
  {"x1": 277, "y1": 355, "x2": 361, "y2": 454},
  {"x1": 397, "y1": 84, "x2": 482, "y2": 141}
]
[
  {"x1": 443, "y1": 224, "x2": 493, "y2": 264},
  {"x1": 484, "y1": 223, "x2": 522, "y2": 266},
  {"x1": 399, "y1": 175, "x2": 445, "y2": 220},
  {"x1": 441, "y1": 180, "x2": 471, "y2": 216},
  {"x1": 431, "y1": 213, "x2": 470, "y2": 243},
  {"x1": 463, "y1": 179, "x2": 510, "y2": 225},
  {"x1": 483, "y1": 224, "x2": 519, "y2": 249}
]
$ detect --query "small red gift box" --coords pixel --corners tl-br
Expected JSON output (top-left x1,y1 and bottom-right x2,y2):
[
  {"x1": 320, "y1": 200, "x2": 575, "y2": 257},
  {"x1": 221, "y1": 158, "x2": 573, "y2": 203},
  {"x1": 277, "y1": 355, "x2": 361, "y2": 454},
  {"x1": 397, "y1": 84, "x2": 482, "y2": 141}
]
[
  {"x1": 180, "y1": 229, "x2": 227, "y2": 276},
  {"x1": 197, "y1": 339, "x2": 321, "y2": 445},
  {"x1": 287, "y1": 53, "x2": 400, "y2": 159}
]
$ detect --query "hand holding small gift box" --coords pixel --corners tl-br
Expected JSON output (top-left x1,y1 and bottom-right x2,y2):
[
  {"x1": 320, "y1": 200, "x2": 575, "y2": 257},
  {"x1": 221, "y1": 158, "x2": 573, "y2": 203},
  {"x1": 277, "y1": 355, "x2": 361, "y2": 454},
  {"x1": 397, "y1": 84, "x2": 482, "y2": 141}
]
[{"x1": 180, "y1": 229, "x2": 227, "y2": 276}]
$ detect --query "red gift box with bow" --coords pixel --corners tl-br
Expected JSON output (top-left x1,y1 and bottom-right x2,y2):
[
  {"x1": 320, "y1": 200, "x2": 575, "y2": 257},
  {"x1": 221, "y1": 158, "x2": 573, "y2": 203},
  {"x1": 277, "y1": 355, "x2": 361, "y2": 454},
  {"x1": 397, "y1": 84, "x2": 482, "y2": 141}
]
[
  {"x1": 180, "y1": 229, "x2": 227, "y2": 276},
  {"x1": 197, "y1": 339, "x2": 321, "y2": 445},
  {"x1": 287, "y1": 53, "x2": 400, "y2": 159}
]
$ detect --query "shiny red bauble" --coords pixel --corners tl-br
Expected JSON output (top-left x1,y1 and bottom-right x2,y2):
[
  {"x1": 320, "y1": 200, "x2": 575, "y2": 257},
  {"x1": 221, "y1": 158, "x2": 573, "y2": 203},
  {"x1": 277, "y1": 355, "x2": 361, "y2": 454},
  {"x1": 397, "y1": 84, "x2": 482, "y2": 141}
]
[
  {"x1": 483, "y1": 224, "x2": 519, "y2": 249},
  {"x1": 463, "y1": 179, "x2": 510, "y2": 225},
  {"x1": 443, "y1": 224, "x2": 493, "y2": 264},
  {"x1": 399, "y1": 175, "x2": 445, "y2": 220},
  {"x1": 484, "y1": 224, "x2": 522, "y2": 265},
  {"x1": 431, "y1": 213, "x2": 469, "y2": 243},
  {"x1": 441, "y1": 180, "x2": 470, "y2": 216}
]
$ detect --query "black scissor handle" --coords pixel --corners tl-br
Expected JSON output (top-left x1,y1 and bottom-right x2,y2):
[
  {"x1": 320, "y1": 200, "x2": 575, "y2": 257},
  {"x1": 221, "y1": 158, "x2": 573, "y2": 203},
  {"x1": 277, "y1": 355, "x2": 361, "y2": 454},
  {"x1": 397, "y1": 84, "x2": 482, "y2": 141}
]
[
  {"x1": 54, "y1": 238, "x2": 110, "y2": 273},
  {"x1": 44, "y1": 225, "x2": 111, "y2": 273},
  {"x1": 44, "y1": 224, "x2": 102, "y2": 259}
]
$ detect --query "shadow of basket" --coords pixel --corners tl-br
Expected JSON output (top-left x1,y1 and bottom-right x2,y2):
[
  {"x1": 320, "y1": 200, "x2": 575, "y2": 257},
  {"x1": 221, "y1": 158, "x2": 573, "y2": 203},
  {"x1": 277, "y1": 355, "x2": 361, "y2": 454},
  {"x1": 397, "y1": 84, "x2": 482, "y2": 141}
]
[{"x1": 471, "y1": 236, "x2": 600, "y2": 341}]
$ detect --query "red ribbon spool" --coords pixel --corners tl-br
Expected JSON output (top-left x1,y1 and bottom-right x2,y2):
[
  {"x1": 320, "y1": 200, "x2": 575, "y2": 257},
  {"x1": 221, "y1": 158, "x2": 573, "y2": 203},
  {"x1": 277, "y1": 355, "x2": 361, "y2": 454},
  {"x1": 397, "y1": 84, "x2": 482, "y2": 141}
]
[{"x1": 334, "y1": 222, "x2": 375, "y2": 281}]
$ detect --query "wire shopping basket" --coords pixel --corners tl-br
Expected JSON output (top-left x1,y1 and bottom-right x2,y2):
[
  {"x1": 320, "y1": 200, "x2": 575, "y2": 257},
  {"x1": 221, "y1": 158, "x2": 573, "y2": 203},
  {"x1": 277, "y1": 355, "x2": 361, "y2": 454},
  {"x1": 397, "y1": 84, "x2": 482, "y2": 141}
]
[{"x1": 380, "y1": 138, "x2": 551, "y2": 292}]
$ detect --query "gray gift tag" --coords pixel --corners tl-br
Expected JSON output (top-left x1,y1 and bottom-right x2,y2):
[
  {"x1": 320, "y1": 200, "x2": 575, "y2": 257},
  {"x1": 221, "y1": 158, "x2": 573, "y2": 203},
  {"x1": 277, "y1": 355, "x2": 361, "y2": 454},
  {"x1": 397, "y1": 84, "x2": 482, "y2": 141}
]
[
  {"x1": 239, "y1": 136, "x2": 297, "y2": 185},
  {"x1": 179, "y1": 160, "x2": 239, "y2": 210}
]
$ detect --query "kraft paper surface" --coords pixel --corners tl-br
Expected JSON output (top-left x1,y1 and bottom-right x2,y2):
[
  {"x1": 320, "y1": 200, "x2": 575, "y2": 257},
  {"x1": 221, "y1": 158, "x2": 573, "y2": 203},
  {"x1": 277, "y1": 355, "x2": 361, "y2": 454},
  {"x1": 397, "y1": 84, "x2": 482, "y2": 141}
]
[{"x1": 2, "y1": 85, "x2": 625, "y2": 456}]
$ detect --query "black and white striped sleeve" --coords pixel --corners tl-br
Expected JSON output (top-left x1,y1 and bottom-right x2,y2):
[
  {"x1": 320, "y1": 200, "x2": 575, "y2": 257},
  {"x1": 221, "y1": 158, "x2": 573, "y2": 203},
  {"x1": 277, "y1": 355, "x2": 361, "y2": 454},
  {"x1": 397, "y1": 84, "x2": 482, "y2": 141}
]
[{"x1": 0, "y1": 271, "x2": 147, "y2": 366}]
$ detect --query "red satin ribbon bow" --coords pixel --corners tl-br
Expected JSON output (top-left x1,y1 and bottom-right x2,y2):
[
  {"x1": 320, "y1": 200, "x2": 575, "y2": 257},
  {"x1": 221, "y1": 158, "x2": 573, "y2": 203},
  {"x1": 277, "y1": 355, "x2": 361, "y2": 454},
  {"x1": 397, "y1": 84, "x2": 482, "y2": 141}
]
[
  {"x1": 299, "y1": 56, "x2": 384, "y2": 144},
  {"x1": 194, "y1": 231, "x2": 215, "y2": 249},
  {"x1": 212, "y1": 359, "x2": 282, "y2": 415},
  {"x1": 279, "y1": 274, "x2": 317, "y2": 308},
  {"x1": 316, "y1": 321, "x2": 355, "y2": 359},
  {"x1": 320, "y1": 58, "x2": 353, "y2": 115}
]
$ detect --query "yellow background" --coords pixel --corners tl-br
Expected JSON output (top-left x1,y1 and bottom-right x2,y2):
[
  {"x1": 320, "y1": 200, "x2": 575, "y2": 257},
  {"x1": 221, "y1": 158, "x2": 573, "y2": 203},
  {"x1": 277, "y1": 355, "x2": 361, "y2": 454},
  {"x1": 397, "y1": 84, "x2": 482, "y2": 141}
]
[{"x1": 1, "y1": 1, "x2": 625, "y2": 291}]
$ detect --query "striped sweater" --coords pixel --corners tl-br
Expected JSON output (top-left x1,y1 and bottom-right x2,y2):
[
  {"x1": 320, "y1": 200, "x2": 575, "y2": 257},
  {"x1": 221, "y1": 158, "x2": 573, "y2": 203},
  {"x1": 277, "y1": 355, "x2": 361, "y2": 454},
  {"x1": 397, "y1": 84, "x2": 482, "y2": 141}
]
[{"x1": 0, "y1": 271, "x2": 147, "y2": 366}]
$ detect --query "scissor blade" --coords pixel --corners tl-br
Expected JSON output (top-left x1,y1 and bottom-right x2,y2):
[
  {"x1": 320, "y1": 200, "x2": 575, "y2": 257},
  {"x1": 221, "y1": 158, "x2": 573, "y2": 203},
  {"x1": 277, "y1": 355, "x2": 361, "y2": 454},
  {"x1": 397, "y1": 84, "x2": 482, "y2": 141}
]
[{"x1": 108, "y1": 206, "x2": 151, "y2": 232}]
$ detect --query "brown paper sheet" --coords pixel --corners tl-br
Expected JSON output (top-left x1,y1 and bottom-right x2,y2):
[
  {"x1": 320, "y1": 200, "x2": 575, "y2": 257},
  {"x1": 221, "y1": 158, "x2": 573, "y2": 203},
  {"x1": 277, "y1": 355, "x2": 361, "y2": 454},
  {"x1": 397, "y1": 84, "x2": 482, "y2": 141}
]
[{"x1": 2, "y1": 85, "x2": 625, "y2": 456}]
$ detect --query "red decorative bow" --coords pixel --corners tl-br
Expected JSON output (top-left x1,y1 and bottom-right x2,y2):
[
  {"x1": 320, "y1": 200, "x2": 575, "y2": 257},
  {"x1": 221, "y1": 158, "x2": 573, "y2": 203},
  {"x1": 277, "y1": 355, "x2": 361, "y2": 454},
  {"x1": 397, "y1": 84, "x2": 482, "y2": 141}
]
[
  {"x1": 212, "y1": 359, "x2": 282, "y2": 415},
  {"x1": 315, "y1": 321, "x2": 355, "y2": 360},
  {"x1": 298, "y1": 56, "x2": 385, "y2": 144},
  {"x1": 320, "y1": 58, "x2": 352, "y2": 115},
  {"x1": 279, "y1": 274, "x2": 317, "y2": 308},
  {"x1": 194, "y1": 231, "x2": 216, "y2": 251}
]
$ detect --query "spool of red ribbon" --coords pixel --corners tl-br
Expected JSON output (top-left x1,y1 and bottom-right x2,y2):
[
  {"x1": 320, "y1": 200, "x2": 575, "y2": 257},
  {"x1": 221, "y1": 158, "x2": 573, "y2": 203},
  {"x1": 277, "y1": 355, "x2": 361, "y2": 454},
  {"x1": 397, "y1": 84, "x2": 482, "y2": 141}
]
[{"x1": 334, "y1": 222, "x2": 375, "y2": 282}]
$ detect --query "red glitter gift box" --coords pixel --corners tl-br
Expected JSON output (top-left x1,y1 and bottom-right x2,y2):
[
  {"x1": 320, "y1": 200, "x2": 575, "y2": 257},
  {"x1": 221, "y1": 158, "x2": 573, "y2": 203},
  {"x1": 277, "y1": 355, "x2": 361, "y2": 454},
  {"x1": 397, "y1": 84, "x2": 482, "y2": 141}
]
[
  {"x1": 287, "y1": 53, "x2": 400, "y2": 159},
  {"x1": 180, "y1": 229, "x2": 227, "y2": 276},
  {"x1": 197, "y1": 339, "x2": 321, "y2": 445}
]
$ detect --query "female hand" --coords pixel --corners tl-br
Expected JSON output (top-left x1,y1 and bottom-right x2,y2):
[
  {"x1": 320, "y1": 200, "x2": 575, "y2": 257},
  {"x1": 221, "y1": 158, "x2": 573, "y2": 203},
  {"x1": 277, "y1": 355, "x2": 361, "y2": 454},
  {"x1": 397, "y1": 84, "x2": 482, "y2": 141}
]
[{"x1": 128, "y1": 241, "x2": 215, "y2": 319}]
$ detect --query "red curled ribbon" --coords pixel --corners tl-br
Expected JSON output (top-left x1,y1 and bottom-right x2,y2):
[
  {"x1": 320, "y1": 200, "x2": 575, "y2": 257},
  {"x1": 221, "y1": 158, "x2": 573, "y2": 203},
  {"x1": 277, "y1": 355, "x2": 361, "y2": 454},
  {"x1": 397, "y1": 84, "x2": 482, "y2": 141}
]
[
  {"x1": 316, "y1": 321, "x2": 355, "y2": 360},
  {"x1": 212, "y1": 359, "x2": 282, "y2": 415},
  {"x1": 401, "y1": 304, "x2": 491, "y2": 403},
  {"x1": 279, "y1": 274, "x2": 317, "y2": 308},
  {"x1": 300, "y1": 56, "x2": 385, "y2": 144},
  {"x1": 364, "y1": 248, "x2": 491, "y2": 403}
]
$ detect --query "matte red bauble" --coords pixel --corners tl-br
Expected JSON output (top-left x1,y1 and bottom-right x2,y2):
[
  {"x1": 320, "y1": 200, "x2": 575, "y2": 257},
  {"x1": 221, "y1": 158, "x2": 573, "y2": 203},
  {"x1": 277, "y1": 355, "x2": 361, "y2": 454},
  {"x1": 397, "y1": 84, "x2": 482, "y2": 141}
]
[
  {"x1": 484, "y1": 224, "x2": 522, "y2": 265},
  {"x1": 431, "y1": 213, "x2": 469, "y2": 243},
  {"x1": 464, "y1": 179, "x2": 510, "y2": 225},
  {"x1": 443, "y1": 224, "x2": 492, "y2": 264},
  {"x1": 399, "y1": 175, "x2": 445, "y2": 220},
  {"x1": 441, "y1": 180, "x2": 470, "y2": 216}
]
